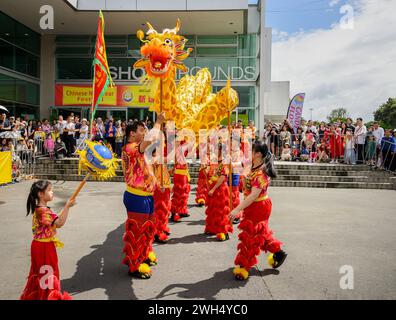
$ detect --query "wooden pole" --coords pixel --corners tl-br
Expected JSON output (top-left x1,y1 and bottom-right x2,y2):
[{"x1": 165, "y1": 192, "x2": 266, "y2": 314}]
[
  {"x1": 160, "y1": 78, "x2": 164, "y2": 188},
  {"x1": 70, "y1": 173, "x2": 91, "y2": 201},
  {"x1": 228, "y1": 110, "x2": 233, "y2": 210}
]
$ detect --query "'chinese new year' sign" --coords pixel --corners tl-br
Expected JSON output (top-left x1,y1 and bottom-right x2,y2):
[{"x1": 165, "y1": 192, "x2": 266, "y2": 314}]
[{"x1": 55, "y1": 84, "x2": 155, "y2": 108}]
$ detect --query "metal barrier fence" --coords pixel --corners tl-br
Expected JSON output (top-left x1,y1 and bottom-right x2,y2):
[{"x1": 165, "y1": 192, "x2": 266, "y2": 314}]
[
  {"x1": 262, "y1": 132, "x2": 396, "y2": 173},
  {"x1": 12, "y1": 150, "x2": 36, "y2": 182}
]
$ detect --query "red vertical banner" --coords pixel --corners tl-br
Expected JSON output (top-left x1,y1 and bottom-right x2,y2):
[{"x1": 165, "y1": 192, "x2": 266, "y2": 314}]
[{"x1": 91, "y1": 10, "x2": 114, "y2": 120}]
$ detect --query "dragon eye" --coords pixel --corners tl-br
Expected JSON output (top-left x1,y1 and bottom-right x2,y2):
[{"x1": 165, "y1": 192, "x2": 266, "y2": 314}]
[{"x1": 164, "y1": 38, "x2": 173, "y2": 46}]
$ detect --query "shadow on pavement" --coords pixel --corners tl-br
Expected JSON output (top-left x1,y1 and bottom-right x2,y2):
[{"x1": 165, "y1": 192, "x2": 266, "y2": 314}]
[
  {"x1": 152, "y1": 267, "x2": 278, "y2": 300},
  {"x1": 61, "y1": 223, "x2": 137, "y2": 300},
  {"x1": 166, "y1": 233, "x2": 217, "y2": 245}
]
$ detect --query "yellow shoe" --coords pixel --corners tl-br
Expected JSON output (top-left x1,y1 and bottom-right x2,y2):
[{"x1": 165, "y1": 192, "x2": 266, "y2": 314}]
[{"x1": 233, "y1": 266, "x2": 249, "y2": 280}]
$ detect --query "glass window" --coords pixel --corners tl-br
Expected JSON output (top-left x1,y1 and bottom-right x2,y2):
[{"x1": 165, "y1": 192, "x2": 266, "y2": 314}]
[
  {"x1": 56, "y1": 35, "x2": 93, "y2": 44},
  {"x1": 238, "y1": 34, "x2": 257, "y2": 57},
  {"x1": 15, "y1": 48, "x2": 40, "y2": 77},
  {"x1": 15, "y1": 79, "x2": 39, "y2": 105},
  {"x1": 0, "y1": 12, "x2": 16, "y2": 43},
  {"x1": 15, "y1": 23, "x2": 40, "y2": 54},
  {"x1": 196, "y1": 47, "x2": 237, "y2": 57},
  {"x1": 197, "y1": 35, "x2": 237, "y2": 45},
  {"x1": 57, "y1": 57, "x2": 92, "y2": 79},
  {"x1": 106, "y1": 35, "x2": 127, "y2": 45},
  {"x1": 56, "y1": 46, "x2": 93, "y2": 55},
  {"x1": 0, "y1": 73, "x2": 16, "y2": 102},
  {"x1": 0, "y1": 39, "x2": 14, "y2": 70}
]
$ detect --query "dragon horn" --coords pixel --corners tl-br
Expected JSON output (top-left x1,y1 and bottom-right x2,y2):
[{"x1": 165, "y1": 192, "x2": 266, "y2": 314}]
[
  {"x1": 146, "y1": 22, "x2": 157, "y2": 34},
  {"x1": 175, "y1": 19, "x2": 181, "y2": 33}
]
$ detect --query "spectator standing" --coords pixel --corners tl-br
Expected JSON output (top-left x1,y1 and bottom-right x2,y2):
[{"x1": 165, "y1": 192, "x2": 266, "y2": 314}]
[
  {"x1": 115, "y1": 120, "x2": 124, "y2": 158},
  {"x1": 365, "y1": 131, "x2": 376, "y2": 166},
  {"x1": 105, "y1": 119, "x2": 116, "y2": 152},
  {"x1": 300, "y1": 119, "x2": 308, "y2": 133},
  {"x1": 344, "y1": 128, "x2": 356, "y2": 165},
  {"x1": 372, "y1": 121, "x2": 384, "y2": 166},
  {"x1": 94, "y1": 117, "x2": 105, "y2": 141},
  {"x1": 27, "y1": 120, "x2": 35, "y2": 140},
  {"x1": 64, "y1": 116, "x2": 75, "y2": 156},
  {"x1": 41, "y1": 119, "x2": 51, "y2": 134},
  {"x1": 0, "y1": 113, "x2": 11, "y2": 132},
  {"x1": 380, "y1": 130, "x2": 396, "y2": 170},
  {"x1": 346, "y1": 118, "x2": 355, "y2": 134},
  {"x1": 354, "y1": 118, "x2": 367, "y2": 164},
  {"x1": 56, "y1": 115, "x2": 67, "y2": 145}
]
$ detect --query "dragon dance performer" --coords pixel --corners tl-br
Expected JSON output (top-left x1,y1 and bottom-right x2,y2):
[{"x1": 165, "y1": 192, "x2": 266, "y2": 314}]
[
  {"x1": 152, "y1": 150, "x2": 172, "y2": 243},
  {"x1": 205, "y1": 144, "x2": 233, "y2": 241},
  {"x1": 21, "y1": 180, "x2": 74, "y2": 300},
  {"x1": 170, "y1": 139, "x2": 191, "y2": 222},
  {"x1": 195, "y1": 163, "x2": 208, "y2": 206},
  {"x1": 230, "y1": 172, "x2": 242, "y2": 224},
  {"x1": 121, "y1": 113, "x2": 165, "y2": 279},
  {"x1": 229, "y1": 141, "x2": 287, "y2": 281}
]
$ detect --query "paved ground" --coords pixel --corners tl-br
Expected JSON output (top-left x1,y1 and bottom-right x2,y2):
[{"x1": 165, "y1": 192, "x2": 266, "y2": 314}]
[{"x1": 0, "y1": 181, "x2": 395, "y2": 300}]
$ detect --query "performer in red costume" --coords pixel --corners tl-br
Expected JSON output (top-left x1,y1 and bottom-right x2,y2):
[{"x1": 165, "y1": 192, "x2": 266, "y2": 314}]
[
  {"x1": 121, "y1": 113, "x2": 165, "y2": 279},
  {"x1": 20, "y1": 180, "x2": 74, "y2": 300},
  {"x1": 153, "y1": 152, "x2": 172, "y2": 243},
  {"x1": 195, "y1": 163, "x2": 209, "y2": 207},
  {"x1": 229, "y1": 141, "x2": 287, "y2": 280},
  {"x1": 170, "y1": 139, "x2": 191, "y2": 222},
  {"x1": 205, "y1": 144, "x2": 233, "y2": 241}
]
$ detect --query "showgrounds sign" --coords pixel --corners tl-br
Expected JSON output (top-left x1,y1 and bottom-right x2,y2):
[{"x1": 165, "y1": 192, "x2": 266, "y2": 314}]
[{"x1": 110, "y1": 65, "x2": 257, "y2": 81}]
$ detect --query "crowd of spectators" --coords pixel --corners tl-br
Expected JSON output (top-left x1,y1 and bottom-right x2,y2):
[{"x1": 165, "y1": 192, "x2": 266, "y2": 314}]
[
  {"x1": 1, "y1": 112, "x2": 395, "y2": 173},
  {"x1": 261, "y1": 117, "x2": 396, "y2": 171}
]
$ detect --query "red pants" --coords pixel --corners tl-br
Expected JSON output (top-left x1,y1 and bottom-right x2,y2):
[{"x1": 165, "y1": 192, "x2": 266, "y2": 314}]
[
  {"x1": 171, "y1": 174, "x2": 190, "y2": 215},
  {"x1": 20, "y1": 241, "x2": 70, "y2": 300},
  {"x1": 154, "y1": 188, "x2": 171, "y2": 237},
  {"x1": 205, "y1": 182, "x2": 233, "y2": 235},
  {"x1": 234, "y1": 198, "x2": 282, "y2": 271},
  {"x1": 122, "y1": 212, "x2": 156, "y2": 273},
  {"x1": 231, "y1": 186, "x2": 242, "y2": 219},
  {"x1": 195, "y1": 169, "x2": 208, "y2": 205}
]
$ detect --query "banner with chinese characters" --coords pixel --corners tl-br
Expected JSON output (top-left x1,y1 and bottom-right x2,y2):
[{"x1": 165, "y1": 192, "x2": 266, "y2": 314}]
[{"x1": 55, "y1": 84, "x2": 154, "y2": 108}]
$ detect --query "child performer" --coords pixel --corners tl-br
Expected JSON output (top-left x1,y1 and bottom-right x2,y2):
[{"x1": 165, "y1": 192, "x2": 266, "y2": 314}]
[
  {"x1": 229, "y1": 141, "x2": 287, "y2": 280},
  {"x1": 170, "y1": 139, "x2": 191, "y2": 222},
  {"x1": 121, "y1": 113, "x2": 165, "y2": 279},
  {"x1": 20, "y1": 180, "x2": 74, "y2": 300},
  {"x1": 153, "y1": 150, "x2": 172, "y2": 243},
  {"x1": 205, "y1": 144, "x2": 233, "y2": 241},
  {"x1": 195, "y1": 148, "x2": 209, "y2": 207}
]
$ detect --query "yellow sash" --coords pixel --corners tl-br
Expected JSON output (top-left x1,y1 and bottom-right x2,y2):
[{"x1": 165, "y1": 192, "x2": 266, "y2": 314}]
[
  {"x1": 255, "y1": 195, "x2": 269, "y2": 202},
  {"x1": 35, "y1": 237, "x2": 64, "y2": 248},
  {"x1": 126, "y1": 186, "x2": 153, "y2": 197},
  {"x1": 175, "y1": 169, "x2": 191, "y2": 182}
]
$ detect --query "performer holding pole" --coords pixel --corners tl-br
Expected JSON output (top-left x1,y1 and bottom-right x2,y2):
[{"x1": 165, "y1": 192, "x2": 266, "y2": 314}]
[{"x1": 121, "y1": 113, "x2": 165, "y2": 279}]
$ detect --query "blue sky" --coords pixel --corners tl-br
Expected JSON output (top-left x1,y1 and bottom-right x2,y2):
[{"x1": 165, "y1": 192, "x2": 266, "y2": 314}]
[
  {"x1": 264, "y1": 0, "x2": 348, "y2": 40},
  {"x1": 267, "y1": 0, "x2": 396, "y2": 122}
]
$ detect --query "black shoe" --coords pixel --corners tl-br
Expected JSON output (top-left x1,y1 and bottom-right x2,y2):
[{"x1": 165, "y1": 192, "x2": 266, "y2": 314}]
[
  {"x1": 179, "y1": 213, "x2": 190, "y2": 218},
  {"x1": 272, "y1": 250, "x2": 288, "y2": 269},
  {"x1": 232, "y1": 218, "x2": 240, "y2": 224}
]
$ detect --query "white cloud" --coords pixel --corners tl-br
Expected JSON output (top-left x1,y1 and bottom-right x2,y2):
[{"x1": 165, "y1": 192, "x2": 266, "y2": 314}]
[
  {"x1": 271, "y1": 0, "x2": 396, "y2": 122},
  {"x1": 329, "y1": 0, "x2": 341, "y2": 7}
]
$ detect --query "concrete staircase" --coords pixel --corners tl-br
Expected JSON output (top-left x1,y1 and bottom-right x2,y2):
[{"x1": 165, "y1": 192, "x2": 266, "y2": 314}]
[{"x1": 33, "y1": 158, "x2": 396, "y2": 190}]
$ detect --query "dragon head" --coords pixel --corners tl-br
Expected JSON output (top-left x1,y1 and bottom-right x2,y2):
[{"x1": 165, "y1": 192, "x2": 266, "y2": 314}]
[{"x1": 133, "y1": 19, "x2": 192, "y2": 79}]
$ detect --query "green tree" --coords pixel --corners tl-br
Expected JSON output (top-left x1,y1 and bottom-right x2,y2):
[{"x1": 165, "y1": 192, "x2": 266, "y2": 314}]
[
  {"x1": 327, "y1": 107, "x2": 349, "y2": 123},
  {"x1": 374, "y1": 98, "x2": 396, "y2": 129}
]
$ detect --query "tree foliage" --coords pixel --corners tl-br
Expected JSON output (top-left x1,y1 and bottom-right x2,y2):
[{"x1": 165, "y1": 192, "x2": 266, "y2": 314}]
[
  {"x1": 327, "y1": 107, "x2": 350, "y2": 123},
  {"x1": 374, "y1": 98, "x2": 396, "y2": 129}
]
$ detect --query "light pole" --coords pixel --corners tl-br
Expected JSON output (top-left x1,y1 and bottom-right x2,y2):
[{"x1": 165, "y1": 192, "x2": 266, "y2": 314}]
[{"x1": 309, "y1": 108, "x2": 313, "y2": 121}]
